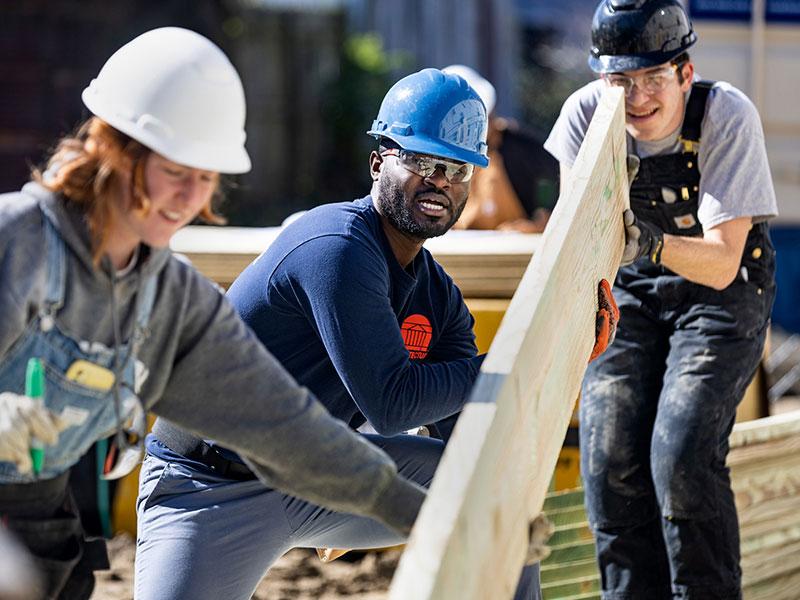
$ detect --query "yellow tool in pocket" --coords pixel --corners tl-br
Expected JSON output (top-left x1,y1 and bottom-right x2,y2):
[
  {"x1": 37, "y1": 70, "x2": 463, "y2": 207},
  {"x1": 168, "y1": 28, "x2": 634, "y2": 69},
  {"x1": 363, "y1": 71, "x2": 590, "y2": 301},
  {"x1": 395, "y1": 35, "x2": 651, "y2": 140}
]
[{"x1": 65, "y1": 360, "x2": 115, "y2": 391}]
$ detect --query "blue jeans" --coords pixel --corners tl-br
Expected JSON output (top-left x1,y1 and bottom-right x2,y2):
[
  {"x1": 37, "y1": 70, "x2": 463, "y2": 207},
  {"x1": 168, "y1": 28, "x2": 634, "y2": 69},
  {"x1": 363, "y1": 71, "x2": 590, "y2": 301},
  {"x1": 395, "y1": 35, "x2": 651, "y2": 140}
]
[
  {"x1": 135, "y1": 433, "x2": 540, "y2": 599},
  {"x1": 580, "y1": 269, "x2": 774, "y2": 600}
]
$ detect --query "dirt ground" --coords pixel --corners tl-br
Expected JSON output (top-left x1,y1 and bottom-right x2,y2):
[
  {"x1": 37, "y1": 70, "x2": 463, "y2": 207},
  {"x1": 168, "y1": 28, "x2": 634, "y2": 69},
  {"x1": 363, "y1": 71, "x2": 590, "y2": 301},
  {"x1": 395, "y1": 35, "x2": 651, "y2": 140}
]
[{"x1": 91, "y1": 534, "x2": 399, "y2": 599}]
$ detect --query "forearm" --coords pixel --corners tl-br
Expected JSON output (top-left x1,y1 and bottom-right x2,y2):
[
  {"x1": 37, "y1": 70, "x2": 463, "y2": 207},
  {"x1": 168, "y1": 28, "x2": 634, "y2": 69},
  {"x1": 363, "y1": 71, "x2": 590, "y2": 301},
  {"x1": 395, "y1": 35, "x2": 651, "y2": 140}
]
[
  {"x1": 359, "y1": 355, "x2": 483, "y2": 435},
  {"x1": 659, "y1": 216, "x2": 752, "y2": 290},
  {"x1": 660, "y1": 233, "x2": 740, "y2": 290}
]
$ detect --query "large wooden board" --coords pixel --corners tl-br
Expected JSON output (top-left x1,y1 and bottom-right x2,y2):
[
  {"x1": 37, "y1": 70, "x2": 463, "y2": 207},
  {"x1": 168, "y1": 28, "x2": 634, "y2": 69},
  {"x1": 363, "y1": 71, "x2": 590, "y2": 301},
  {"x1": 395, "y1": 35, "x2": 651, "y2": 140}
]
[{"x1": 388, "y1": 87, "x2": 629, "y2": 600}]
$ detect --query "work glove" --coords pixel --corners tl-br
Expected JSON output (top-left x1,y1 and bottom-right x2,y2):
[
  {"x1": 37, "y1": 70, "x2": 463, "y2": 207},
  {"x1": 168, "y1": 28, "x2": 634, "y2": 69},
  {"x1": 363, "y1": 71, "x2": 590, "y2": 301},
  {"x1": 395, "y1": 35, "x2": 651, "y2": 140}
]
[
  {"x1": 590, "y1": 279, "x2": 619, "y2": 362},
  {"x1": 620, "y1": 154, "x2": 663, "y2": 266},
  {"x1": 525, "y1": 513, "x2": 555, "y2": 565},
  {"x1": 621, "y1": 209, "x2": 664, "y2": 266},
  {"x1": 0, "y1": 392, "x2": 67, "y2": 473}
]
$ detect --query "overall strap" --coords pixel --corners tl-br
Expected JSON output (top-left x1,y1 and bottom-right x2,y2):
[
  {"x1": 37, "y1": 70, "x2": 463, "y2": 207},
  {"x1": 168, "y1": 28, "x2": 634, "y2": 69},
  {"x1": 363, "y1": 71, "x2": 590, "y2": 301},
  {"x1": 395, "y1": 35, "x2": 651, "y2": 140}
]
[
  {"x1": 130, "y1": 274, "x2": 158, "y2": 358},
  {"x1": 679, "y1": 80, "x2": 715, "y2": 153},
  {"x1": 39, "y1": 210, "x2": 67, "y2": 328}
]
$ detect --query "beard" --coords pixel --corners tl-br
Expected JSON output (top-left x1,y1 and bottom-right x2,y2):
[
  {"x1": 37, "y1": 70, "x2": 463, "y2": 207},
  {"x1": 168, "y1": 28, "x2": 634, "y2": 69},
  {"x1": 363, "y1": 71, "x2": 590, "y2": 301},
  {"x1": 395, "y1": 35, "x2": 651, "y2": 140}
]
[{"x1": 376, "y1": 175, "x2": 466, "y2": 239}]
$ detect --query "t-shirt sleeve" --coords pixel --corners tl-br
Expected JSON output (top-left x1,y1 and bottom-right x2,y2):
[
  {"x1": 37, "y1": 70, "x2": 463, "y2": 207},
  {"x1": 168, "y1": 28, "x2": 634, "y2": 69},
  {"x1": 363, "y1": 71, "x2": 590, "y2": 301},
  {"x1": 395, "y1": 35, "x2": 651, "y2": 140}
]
[
  {"x1": 697, "y1": 83, "x2": 778, "y2": 229},
  {"x1": 544, "y1": 81, "x2": 602, "y2": 167},
  {"x1": 277, "y1": 236, "x2": 480, "y2": 436}
]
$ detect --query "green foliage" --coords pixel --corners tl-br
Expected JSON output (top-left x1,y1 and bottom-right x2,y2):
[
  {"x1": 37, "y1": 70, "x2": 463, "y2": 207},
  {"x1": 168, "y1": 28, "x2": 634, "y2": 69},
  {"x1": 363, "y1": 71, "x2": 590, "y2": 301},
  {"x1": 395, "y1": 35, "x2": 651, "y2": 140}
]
[{"x1": 319, "y1": 34, "x2": 412, "y2": 202}]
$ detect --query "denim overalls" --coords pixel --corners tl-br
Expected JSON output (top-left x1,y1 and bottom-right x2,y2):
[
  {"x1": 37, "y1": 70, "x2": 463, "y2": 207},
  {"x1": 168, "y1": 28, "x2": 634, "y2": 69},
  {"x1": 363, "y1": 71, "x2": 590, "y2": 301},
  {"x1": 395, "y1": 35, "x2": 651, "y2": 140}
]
[
  {"x1": 580, "y1": 82, "x2": 776, "y2": 600},
  {"x1": 0, "y1": 204, "x2": 156, "y2": 597}
]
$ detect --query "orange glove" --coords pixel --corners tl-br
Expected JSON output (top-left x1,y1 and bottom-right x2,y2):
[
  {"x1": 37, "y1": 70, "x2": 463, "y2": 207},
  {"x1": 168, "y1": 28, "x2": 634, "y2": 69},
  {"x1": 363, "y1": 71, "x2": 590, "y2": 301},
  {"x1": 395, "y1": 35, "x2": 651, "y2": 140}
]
[{"x1": 590, "y1": 279, "x2": 619, "y2": 362}]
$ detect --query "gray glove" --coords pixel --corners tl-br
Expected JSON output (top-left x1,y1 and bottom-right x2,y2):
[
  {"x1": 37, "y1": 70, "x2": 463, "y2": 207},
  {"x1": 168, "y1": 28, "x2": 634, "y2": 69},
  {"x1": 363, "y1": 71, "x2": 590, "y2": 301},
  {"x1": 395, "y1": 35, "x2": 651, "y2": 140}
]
[
  {"x1": 525, "y1": 513, "x2": 555, "y2": 565},
  {"x1": 0, "y1": 392, "x2": 67, "y2": 473},
  {"x1": 621, "y1": 209, "x2": 665, "y2": 266},
  {"x1": 620, "y1": 154, "x2": 665, "y2": 266}
]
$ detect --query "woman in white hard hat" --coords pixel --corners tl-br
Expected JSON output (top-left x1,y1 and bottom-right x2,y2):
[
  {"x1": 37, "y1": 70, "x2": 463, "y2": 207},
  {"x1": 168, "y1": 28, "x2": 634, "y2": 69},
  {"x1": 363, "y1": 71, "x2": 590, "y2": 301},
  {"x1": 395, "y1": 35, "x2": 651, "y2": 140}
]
[{"x1": 0, "y1": 27, "x2": 425, "y2": 599}]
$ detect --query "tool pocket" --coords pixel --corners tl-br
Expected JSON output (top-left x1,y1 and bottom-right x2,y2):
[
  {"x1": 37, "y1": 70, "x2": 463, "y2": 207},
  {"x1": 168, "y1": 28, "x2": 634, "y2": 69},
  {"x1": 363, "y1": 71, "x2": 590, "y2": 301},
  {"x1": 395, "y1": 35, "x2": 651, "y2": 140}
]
[{"x1": 7, "y1": 506, "x2": 84, "y2": 598}]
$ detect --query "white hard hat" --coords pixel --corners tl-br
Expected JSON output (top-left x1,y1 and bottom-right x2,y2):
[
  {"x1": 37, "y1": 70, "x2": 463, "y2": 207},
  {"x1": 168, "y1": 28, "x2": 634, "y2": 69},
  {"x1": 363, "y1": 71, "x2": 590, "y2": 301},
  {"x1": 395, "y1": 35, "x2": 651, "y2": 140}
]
[
  {"x1": 442, "y1": 65, "x2": 496, "y2": 116},
  {"x1": 82, "y1": 27, "x2": 251, "y2": 174}
]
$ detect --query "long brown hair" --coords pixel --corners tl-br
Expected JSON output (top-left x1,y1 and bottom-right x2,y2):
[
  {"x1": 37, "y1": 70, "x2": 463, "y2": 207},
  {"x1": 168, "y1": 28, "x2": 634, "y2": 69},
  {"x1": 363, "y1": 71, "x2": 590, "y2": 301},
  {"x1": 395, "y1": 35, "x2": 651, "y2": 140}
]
[{"x1": 34, "y1": 117, "x2": 225, "y2": 263}]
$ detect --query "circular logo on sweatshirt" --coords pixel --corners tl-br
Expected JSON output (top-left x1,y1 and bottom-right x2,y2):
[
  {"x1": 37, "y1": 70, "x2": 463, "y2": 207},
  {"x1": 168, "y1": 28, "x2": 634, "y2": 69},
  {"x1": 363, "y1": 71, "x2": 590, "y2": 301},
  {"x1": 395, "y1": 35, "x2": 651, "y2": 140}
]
[{"x1": 401, "y1": 314, "x2": 433, "y2": 359}]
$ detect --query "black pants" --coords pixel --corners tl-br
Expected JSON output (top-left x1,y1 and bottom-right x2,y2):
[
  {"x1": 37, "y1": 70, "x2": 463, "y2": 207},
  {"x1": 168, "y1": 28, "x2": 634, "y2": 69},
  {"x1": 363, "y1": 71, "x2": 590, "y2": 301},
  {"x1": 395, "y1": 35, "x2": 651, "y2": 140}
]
[
  {"x1": 580, "y1": 268, "x2": 774, "y2": 600},
  {"x1": 0, "y1": 472, "x2": 108, "y2": 600}
]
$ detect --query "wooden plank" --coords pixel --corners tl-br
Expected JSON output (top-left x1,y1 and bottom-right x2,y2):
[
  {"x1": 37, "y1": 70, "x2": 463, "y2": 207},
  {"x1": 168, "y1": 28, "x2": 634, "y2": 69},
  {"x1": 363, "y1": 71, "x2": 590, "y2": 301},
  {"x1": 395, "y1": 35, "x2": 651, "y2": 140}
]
[
  {"x1": 543, "y1": 488, "x2": 586, "y2": 511},
  {"x1": 554, "y1": 593, "x2": 601, "y2": 600},
  {"x1": 171, "y1": 227, "x2": 540, "y2": 295},
  {"x1": 388, "y1": 87, "x2": 628, "y2": 600},
  {"x1": 738, "y1": 494, "x2": 800, "y2": 539},
  {"x1": 743, "y1": 568, "x2": 800, "y2": 600},
  {"x1": 741, "y1": 538, "x2": 800, "y2": 587},
  {"x1": 547, "y1": 542, "x2": 598, "y2": 565},
  {"x1": 546, "y1": 506, "x2": 589, "y2": 528},
  {"x1": 732, "y1": 460, "x2": 800, "y2": 518},
  {"x1": 740, "y1": 523, "x2": 800, "y2": 556},
  {"x1": 541, "y1": 574, "x2": 600, "y2": 598},
  {"x1": 729, "y1": 409, "x2": 800, "y2": 450},
  {"x1": 549, "y1": 522, "x2": 594, "y2": 547},
  {"x1": 540, "y1": 558, "x2": 599, "y2": 584}
]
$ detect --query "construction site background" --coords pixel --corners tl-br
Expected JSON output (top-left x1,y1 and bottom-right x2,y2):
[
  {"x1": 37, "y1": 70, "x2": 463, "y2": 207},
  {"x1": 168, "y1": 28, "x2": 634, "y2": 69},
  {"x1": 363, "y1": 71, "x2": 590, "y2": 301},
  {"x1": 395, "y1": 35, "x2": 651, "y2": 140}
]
[{"x1": 1, "y1": 2, "x2": 799, "y2": 598}]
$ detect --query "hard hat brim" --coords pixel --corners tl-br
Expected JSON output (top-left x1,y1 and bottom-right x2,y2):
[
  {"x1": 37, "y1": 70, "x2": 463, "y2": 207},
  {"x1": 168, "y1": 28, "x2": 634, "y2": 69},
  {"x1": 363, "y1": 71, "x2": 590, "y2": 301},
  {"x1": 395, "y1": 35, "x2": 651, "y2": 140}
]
[{"x1": 589, "y1": 37, "x2": 696, "y2": 74}]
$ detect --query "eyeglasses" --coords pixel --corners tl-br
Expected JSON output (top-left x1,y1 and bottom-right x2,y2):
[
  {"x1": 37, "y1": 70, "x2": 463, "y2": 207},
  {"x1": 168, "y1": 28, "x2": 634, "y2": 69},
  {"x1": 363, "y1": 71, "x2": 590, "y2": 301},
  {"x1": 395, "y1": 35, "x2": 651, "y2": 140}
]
[
  {"x1": 603, "y1": 65, "x2": 680, "y2": 98},
  {"x1": 381, "y1": 149, "x2": 475, "y2": 183}
]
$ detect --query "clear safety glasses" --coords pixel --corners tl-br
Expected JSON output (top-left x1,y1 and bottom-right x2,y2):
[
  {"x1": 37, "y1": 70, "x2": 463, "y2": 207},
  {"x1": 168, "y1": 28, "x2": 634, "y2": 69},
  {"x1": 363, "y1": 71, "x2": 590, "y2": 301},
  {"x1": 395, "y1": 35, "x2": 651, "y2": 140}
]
[
  {"x1": 381, "y1": 149, "x2": 475, "y2": 183},
  {"x1": 603, "y1": 64, "x2": 680, "y2": 98}
]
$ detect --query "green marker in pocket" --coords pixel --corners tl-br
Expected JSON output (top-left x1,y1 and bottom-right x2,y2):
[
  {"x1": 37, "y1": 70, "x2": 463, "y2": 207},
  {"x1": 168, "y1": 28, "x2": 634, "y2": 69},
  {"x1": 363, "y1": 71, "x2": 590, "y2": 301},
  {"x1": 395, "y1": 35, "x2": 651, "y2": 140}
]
[{"x1": 26, "y1": 358, "x2": 45, "y2": 475}]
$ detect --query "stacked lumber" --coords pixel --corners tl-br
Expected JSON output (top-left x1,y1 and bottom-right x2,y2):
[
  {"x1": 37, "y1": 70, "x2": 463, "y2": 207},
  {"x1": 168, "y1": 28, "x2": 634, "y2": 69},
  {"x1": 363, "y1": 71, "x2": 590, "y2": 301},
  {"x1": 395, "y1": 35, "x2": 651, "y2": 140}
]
[
  {"x1": 730, "y1": 410, "x2": 800, "y2": 600},
  {"x1": 170, "y1": 226, "x2": 538, "y2": 296},
  {"x1": 540, "y1": 489, "x2": 598, "y2": 600},
  {"x1": 538, "y1": 410, "x2": 800, "y2": 600}
]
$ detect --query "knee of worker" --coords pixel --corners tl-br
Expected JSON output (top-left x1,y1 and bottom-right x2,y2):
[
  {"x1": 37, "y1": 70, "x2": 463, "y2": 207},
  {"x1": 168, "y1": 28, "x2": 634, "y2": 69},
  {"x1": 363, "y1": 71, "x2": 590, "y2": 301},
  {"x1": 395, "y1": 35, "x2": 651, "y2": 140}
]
[
  {"x1": 582, "y1": 470, "x2": 656, "y2": 530},
  {"x1": 365, "y1": 434, "x2": 444, "y2": 488},
  {"x1": 579, "y1": 375, "x2": 643, "y2": 487},
  {"x1": 650, "y1": 446, "x2": 720, "y2": 521},
  {"x1": 579, "y1": 381, "x2": 656, "y2": 529}
]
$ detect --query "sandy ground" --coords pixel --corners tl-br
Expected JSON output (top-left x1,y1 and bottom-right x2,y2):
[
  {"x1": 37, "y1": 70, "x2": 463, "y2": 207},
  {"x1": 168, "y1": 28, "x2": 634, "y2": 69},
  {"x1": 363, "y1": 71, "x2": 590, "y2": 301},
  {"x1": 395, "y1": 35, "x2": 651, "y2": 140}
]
[{"x1": 91, "y1": 534, "x2": 399, "y2": 599}]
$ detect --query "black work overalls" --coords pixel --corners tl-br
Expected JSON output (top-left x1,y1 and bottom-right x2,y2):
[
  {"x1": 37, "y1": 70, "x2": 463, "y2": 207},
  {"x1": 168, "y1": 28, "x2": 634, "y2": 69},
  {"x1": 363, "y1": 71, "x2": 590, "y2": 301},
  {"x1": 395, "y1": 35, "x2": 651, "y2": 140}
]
[{"x1": 580, "y1": 81, "x2": 775, "y2": 600}]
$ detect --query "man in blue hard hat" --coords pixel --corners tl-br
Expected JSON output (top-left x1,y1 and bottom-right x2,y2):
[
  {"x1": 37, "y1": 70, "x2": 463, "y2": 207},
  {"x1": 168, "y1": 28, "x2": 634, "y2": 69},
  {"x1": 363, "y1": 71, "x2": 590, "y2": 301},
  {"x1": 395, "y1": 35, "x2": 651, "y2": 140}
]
[
  {"x1": 545, "y1": 1, "x2": 777, "y2": 598},
  {"x1": 135, "y1": 68, "x2": 617, "y2": 599}
]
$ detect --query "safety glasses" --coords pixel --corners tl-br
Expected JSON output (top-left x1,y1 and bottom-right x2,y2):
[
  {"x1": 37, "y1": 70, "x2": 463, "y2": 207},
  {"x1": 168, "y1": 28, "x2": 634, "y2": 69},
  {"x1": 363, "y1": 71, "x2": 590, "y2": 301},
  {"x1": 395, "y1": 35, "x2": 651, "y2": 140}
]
[
  {"x1": 603, "y1": 64, "x2": 680, "y2": 98},
  {"x1": 381, "y1": 149, "x2": 475, "y2": 183}
]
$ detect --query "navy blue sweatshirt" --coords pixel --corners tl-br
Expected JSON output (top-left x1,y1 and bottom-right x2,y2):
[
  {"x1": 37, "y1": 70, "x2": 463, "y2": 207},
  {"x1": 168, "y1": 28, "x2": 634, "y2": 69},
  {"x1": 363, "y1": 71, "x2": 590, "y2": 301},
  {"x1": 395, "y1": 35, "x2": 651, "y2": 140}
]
[
  {"x1": 149, "y1": 197, "x2": 484, "y2": 470},
  {"x1": 228, "y1": 197, "x2": 483, "y2": 436}
]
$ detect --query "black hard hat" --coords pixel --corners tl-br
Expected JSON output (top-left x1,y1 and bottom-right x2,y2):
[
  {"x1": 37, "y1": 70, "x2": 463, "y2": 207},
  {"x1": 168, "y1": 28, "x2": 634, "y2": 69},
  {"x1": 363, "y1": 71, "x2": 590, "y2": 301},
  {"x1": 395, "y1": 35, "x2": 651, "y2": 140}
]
[{"x1": 589, "y1": 0, "x2": 697, "y2": 73}]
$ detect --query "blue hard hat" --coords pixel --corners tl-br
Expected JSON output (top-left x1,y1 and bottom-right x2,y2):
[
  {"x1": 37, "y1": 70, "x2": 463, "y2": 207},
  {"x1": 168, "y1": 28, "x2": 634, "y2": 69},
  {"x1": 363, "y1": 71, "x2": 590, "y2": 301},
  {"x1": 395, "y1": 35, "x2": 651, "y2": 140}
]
[{"x1": 367, "y1": 68, "x2": 489, "y2": 168}]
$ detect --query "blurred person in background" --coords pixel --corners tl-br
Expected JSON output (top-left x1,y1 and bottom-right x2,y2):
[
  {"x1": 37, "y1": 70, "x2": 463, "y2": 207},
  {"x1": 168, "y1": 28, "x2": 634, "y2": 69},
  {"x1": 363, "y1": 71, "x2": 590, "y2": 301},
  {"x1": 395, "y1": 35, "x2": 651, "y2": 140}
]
[{"x1": 443, "y1": 65, "x2": 559, "y2": 233}]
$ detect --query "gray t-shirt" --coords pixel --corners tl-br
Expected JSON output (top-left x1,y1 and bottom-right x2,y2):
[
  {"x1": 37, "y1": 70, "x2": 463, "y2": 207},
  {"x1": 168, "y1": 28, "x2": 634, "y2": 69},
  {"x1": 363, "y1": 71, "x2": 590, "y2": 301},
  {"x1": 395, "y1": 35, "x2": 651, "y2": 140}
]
[{"x1": 544, "y1": 78, "x2": 778, "y2": 229}]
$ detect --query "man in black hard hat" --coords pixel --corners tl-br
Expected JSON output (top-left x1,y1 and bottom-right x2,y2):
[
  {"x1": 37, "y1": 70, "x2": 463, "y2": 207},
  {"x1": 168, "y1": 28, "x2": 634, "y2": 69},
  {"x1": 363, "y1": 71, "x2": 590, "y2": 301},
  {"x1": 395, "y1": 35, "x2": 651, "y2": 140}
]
[{"x1": 545, "y1": 1, "x2": 778, "y2": 598}]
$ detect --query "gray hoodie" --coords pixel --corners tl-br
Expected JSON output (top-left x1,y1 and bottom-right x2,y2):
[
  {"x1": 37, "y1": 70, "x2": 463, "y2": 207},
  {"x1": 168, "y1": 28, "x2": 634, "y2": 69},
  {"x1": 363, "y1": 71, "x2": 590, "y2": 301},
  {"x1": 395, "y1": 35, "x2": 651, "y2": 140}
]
[{"x1": 0, "y1": 182, "x2": 424, "y2": 534}]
